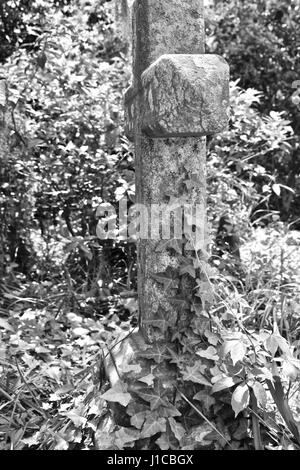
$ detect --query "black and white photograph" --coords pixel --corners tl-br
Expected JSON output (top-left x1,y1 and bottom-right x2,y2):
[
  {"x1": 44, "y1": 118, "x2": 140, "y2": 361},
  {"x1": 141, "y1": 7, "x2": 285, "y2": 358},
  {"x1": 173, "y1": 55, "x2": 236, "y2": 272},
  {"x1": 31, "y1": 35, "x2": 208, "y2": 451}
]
[{"x1": 0, "y1": 0, "x2": 299, "y2": 455}]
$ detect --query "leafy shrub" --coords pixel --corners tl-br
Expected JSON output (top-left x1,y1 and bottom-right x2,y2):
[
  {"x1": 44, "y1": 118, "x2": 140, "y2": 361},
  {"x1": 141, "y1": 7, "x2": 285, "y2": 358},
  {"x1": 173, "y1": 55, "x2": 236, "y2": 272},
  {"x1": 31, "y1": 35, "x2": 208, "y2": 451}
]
[
  {"x1": 0, "y1": 0, "x2": 136, "y2": 315},
  {"x1": 206, "y1": 0, "x2": 300, "y2": 223}
]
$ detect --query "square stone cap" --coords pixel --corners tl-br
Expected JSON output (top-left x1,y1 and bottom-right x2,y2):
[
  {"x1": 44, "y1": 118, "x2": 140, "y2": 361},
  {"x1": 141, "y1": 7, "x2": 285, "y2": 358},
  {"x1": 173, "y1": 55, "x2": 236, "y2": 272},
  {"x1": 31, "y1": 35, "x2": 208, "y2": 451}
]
[{"x1": 125, "y1": 54, "x2": 230, "y2": 139}]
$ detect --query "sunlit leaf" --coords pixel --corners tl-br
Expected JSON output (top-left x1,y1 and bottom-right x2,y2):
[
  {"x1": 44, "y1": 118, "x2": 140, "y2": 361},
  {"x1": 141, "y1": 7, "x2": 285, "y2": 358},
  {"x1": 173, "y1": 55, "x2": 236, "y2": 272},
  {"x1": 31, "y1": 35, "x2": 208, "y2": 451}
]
[
  {"x1": 156, "y1": 429, "x2": 177, "y2": 450},
  {"x1": 138, "y1": 373, "x2": 155, "y2": 386},
  {"x1": 101, "y1": 382, "x2": 132, "y2": 407},
  {"x1": 115, "y1": 427, "x2": 140, "y2": 449},
  {"x1": 223, "y1": 339, "x2": 247, "y2": 365},
  {"x1": 231, "y1": 384, "x2": 250, "y2": 417},
  {"x1": 54, "y1": 435, "x2": 69, "y2": 450},
  {"x1": 272, "y1": 184, "x2": 281, "y2": 196},
  {"x1": 168, "y1": 417, "x2": 185, "y2": 442},
  {"x1": 136, "y1": 386, "x2": 169, "y2": 411},
  {"x1": 141, "y1": 415, "x2": 166, "y2": 438},
  {"x1": 72, "y1": 327, "x2": 90, "y2": 337},
  {"x1": 252, "y1": 382, "x2": 267, "y2": 408},
  {"x1": 212, "y1": 376, "x2": 239, "y2": 394},
  {"x1": 182, "y1": 363, "x2": 211, "y2": 386},
  {"x1": 130, "y1": 411, "x2": 148, "y2": 430},
  {"x1": 196, "y1": 346, "x2": 218, "y2": 361}
]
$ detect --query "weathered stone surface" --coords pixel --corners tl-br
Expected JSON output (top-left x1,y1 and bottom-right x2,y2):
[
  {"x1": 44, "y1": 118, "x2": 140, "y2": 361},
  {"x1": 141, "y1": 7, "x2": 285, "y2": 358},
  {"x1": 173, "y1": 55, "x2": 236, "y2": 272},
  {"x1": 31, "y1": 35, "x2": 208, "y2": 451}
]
[
  {"x1": 126, "y1": 54, "x2": 229, "y2": 138},
  {"x1": 126, "y1": 0, "x2": 219, "y2": 344},
  {"x1": 132, "y1": 0, "x2": 205, "y2": 82},
  {"x1": 137, "y1": 136, "x2": 207, "y2": 342},
  {"x1": 125, "y1": 0, "x2": 206, "y2": 140},
  {"x1": 124, "y1": 1, "x2": 228, "y2": 347}
]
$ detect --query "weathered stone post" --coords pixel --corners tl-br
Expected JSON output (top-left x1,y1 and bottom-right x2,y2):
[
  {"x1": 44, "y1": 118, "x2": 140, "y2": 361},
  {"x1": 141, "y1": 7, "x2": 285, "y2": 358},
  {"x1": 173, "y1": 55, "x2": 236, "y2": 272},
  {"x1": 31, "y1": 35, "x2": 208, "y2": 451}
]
[
  {"x1": 125, "y1": 0, "x2": 229, "y2": 344},
  {"x1": 102, "y1": 0, "x2": 230, "y2": 443}
]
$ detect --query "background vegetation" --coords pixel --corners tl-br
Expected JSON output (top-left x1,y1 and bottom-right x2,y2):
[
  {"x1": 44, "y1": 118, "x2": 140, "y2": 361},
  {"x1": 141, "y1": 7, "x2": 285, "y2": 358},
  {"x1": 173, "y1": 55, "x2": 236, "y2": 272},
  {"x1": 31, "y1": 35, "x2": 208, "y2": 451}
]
[{"x1": 0, "y1": 0, "x2": 299, "y2": 450}]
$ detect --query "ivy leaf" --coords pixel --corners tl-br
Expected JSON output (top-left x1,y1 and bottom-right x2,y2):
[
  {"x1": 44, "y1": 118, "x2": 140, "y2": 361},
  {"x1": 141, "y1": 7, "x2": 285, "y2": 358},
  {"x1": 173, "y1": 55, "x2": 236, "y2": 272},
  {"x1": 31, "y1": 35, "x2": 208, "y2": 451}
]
[
  {"x1": 159, "y1": 404, "x2": 181, "y2": 418},
  {"x1": 212, "y1": 376, "x2": 239, "y2": 393},
  {"x1": 130, "y1": 411, "x2": 148, "y2": 429},
  {"x1": 183, "y1": 423, "x2": 214, "y2": 447},
  {"x1": 195, "y1": 281, "x2": 214, "y2": 306},
  {"x1": 272, "y1": 184, "x2": 281, "y2": 196},
  {"x1": 226, "y1": 362, "x2": 245, "y2": 377},
  {"x1": 223, "y1": 339, "x2": 247, "y2": 365},
  {"x1": 167, "y1": 346, "x2": 182, "y2": 365},
  {"x1": 137, "y1": 387, "x2": 169, "y2": 411},
  {"x1": 139, "y1": 343, "x2": 169, "y2": 364},
  {"x1": 179, "y1": 264, "x2": 196, "y2": 278},
  {"x1": 196, "y1": 346, "x2": 218, "y2": 361},
  {"x1": 182, "y1": 363, "x2": 211, "y2": 386},
  {"x1": 232, "y1": 419, "x2": 248, "y2": 441},
  {"x1": 94, "y1": 430, "x2": 115, "y2": 450},
  {"x1": 156, "y1": 239, "x2": 183, "y2": 255},
  {"x1": 230, "y1": 341, "x2": 247, "y2": 365},
  {"x1": 54, "y1": 435, "x2": 69, "y2": 450},
  {"x1": 193, "y1": 390, "x2": 216, "y2": 410},
  {"x1": 251, "y1": 365, "x2": 273, "y2": 382},
  {"x1": 156, "y1": 429, "x2": 178, "y2": 450},
  {"x1": 150, "y1": 269, "x2": 179, "y2": 290},
  {"x1": 141, "y1": 415, "x2": 166, "y2": 438},
  {"x1": 252, "y1": 382, "x2": 267, "y2": 408},
  {"x1": 168, "y1": 296, "x2": 189, "y2": 310},
  {"x1": 44, "y1": 366, "x2": 61, "y2": 382},
  {"x1": 231, "y1": 384, "x2": 250, "y2": 417},
  {"x1": 156, "y1": 433, "x2": 171, "y2": 450},
  {"x1": 27, "y1": 138, "x2": 46, "y2": 149},
  {"x1": 266, "y1": 325, "x2": 290, "y2": 356},
  {"x1": 127, "y1": 402, "x2": 148, "y2": 417},
  {"x1": 265, "y1": 334, "x2": 279, "y2": 356},
  {"x1": 138, "y1": 373, "x2": 155, "y2": 386},
  {"x1": 204, "y1": 330, "x2": 219, "y2": 346},
  {"x1": 115, "y1": 427, "x2": 140, "y2": 449},
  {"x1": 101, "y1": 381, "x2": 132, "y2": 407},
  {"x1": 168, "y1": 417, "x2": 185, "y2": 442}
]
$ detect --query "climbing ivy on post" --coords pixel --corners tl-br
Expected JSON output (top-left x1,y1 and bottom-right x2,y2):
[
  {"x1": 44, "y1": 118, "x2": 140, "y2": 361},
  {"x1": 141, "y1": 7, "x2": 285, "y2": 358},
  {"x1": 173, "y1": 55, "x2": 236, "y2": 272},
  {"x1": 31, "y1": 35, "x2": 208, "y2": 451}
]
[
  {"x1": 125, "y1": 0, "x2": 229, "y2": 343},
  {"x1": 100, "y1": 0, "x2": 237, "y2": 450}
]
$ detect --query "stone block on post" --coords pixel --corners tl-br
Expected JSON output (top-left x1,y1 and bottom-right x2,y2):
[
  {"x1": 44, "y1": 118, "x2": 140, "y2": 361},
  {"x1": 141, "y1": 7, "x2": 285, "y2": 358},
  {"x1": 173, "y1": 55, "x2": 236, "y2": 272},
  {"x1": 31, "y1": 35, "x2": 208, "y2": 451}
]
[{"x1": 125, "y1": 54, "x2": 229, "y2": 139}]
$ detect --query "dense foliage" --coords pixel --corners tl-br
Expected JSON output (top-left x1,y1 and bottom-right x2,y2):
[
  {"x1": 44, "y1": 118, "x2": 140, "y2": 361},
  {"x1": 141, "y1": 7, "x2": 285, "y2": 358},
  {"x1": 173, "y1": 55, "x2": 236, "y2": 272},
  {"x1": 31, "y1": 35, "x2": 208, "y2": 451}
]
[
  {"x1": 0, "y1": 0, "x2": 299, "y2": 450},
  {"x1": 206, "y1": 0, "x2": 300, "y2": 224}
]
